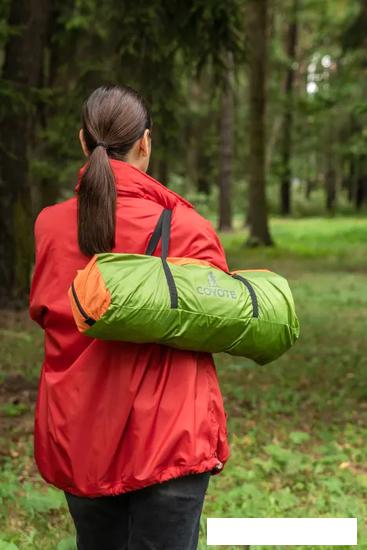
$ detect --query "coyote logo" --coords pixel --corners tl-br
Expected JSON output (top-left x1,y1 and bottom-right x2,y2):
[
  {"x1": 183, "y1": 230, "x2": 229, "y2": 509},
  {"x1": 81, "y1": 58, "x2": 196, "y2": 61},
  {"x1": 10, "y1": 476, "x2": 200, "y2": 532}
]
[{"x1": 196, "y1": 271, "x2": 237, "y2": 299}]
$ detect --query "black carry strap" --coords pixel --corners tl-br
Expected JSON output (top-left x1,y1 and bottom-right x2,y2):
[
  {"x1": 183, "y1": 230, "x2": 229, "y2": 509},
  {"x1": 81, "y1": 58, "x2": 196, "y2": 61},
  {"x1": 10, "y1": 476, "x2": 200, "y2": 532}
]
[
  {"x1": 145, "y1": 209, "x2": 172, "y2": 259},
  {"x1": 232, "y1": 273, "x2": 259, "y2": 318},
  {"x1": 145, "y1": 208, "x2": 259, "y2": 316},
  {"x1": 145, "y1": 208, "x2": 178, "y2": 308}
]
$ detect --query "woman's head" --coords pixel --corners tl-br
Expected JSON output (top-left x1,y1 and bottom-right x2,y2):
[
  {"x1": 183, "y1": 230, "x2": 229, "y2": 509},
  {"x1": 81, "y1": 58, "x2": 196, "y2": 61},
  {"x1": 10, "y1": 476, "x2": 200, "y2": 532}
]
[
  {"x1": 80, "y1": 85, "x2": 152, "y2": 171},
  {"x1": 77, "y1": 85, "x2": 152, "y2": 256}
]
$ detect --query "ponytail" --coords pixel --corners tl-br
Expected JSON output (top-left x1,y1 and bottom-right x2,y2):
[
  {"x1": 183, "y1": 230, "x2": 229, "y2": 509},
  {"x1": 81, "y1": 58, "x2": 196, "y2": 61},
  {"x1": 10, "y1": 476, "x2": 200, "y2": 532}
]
[
  {"x1": 77, "y1": 145, "x2": 116, "y2": 256},
  {"x1": 77, "y1": 85, "x2": 151, "y2": 257}
]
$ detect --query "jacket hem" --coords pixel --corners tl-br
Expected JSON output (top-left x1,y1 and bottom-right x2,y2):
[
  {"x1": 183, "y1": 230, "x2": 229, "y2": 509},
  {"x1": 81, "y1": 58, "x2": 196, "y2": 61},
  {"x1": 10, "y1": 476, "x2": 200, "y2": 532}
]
[{"x1": 37, "y1": 453, "x2": 230, "y2": 498}]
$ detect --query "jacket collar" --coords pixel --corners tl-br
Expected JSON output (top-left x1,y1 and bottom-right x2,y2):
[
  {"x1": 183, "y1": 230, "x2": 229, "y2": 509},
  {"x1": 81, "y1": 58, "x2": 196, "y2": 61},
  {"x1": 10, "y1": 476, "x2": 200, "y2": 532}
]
[{"x1": 75, "y1": 159, "x2": 193, "y2": 210}]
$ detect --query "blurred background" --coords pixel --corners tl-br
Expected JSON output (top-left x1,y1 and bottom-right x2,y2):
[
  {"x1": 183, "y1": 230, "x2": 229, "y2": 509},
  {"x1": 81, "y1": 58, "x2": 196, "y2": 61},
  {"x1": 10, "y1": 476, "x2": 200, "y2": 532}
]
[{"x1": 0, "y1": 0, "x2": 367, "y2": 548}]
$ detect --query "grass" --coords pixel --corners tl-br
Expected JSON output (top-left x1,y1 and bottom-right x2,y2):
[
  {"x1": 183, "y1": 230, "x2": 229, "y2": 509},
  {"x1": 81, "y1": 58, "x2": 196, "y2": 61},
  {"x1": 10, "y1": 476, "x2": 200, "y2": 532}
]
[{"x1": 1, "y1": 217, "x2": 367, "y2": 549}]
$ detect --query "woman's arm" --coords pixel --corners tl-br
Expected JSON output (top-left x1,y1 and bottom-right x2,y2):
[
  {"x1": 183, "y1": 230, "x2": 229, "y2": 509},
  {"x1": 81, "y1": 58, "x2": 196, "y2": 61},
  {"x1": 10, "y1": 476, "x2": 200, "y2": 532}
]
[{"x1": 29, "y1": 208, "x2": 54, "y2": 328}]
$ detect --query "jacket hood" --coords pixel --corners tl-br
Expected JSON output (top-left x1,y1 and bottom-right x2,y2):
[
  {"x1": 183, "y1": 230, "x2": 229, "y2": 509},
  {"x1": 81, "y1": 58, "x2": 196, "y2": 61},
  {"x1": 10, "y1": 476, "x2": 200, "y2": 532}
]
[{"x1": 75, "y1": 159, "x2": 193, "y2": 211}]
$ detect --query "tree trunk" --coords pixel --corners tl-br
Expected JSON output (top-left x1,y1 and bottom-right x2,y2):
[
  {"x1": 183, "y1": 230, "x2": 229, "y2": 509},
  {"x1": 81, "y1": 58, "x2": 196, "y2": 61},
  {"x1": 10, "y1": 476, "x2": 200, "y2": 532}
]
[
  {"x1": 355, "y1": 176, "x2": 367, "y2": 210},
  {"x1": 325, "y1": 166, "x2": 336, "y2": 213},
  {"x1": 0, "y1": 0, "x2": 50, "y2": 307},
  {"x1": 197, "y1": 139, "x2": 211, "y2": 195},
  {"x1": 218, "y1": 52, "x2": 234, "y2": 231},
  {"x1": 34, "y1": 1, "x2": 66, "y2": 212},
  {"x1": 305, "y1": 179, "x2": 314, "y2": 200},
  {"x1": 355, "y1": 155, "x2": 367, "y2": 210},
  {"x1": 324, "y1": 131, "x2": 337, "y2": 214},
  {"x1": 346, "y1": 158, "x2": 356, "y2": 203},
  {"x1": 246, "y1": 0, "x2": 273, "y2": 246},
  {"x1": 279, "y1": 0, "x2": 299, "y2": 216}
]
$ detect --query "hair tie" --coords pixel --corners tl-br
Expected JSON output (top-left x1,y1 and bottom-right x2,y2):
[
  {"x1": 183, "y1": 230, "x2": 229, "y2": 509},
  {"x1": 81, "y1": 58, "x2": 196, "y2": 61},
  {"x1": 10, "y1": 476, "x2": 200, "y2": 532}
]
[{"x1": 96, "y1": 141, "x2": 108, "y2": 149}]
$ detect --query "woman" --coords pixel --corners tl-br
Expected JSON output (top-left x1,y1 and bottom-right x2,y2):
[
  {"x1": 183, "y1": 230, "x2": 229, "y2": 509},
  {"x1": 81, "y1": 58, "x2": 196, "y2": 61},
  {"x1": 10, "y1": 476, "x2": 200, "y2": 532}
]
[{"x1": 29, "y1": 85, "x2": 230, "y2": 550}]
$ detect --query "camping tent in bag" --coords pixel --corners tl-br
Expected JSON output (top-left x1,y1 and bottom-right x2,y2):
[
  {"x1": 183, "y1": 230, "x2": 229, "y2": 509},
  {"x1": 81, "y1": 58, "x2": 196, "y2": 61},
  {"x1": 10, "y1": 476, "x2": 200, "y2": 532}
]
[{"x1": 69, "y1": 209, "x2": 300, "y2": 365}]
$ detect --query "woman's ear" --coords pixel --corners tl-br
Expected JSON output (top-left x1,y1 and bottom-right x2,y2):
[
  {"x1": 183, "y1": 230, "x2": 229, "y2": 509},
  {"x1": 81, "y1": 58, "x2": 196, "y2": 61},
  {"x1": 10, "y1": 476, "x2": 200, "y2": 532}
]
[
  {"x1": 139, "y1": 128, "x2": 151, "y2": 158},
  {"x1": 79, "y1": 128, "x2": 89, "y2": 157}
]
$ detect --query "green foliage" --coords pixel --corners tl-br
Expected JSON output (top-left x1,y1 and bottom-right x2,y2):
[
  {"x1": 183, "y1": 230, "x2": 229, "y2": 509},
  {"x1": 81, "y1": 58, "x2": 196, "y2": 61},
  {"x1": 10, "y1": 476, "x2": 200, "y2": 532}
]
[
  {"x1": 0, "y1": 462, "x2": 19, "y2": 505},
  {"x1": 289, "y1": 431, "x2": 310, "y2": 445},
  {"x1": 0, "y1": 541, "x2": 18, "y2": 550},
  {"x1": 57, "y1": 537, "x2": 76, "y2": 550},
  {"x1": 20, "y1": 485, "x2": 66, "y2": 518},
  {"x1": 0, "y1": 402, "x2": 28, "y2": 417},
  {"x1": 0, "y1": 318, "x2": 43, "y2": 382}
]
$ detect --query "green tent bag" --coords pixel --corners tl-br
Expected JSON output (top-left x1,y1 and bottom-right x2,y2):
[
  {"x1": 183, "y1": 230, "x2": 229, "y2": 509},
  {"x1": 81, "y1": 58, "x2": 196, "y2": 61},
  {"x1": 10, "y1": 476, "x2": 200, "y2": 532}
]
[{"x1": 69, "y1": 209, "x2": 300, "y2": 365}]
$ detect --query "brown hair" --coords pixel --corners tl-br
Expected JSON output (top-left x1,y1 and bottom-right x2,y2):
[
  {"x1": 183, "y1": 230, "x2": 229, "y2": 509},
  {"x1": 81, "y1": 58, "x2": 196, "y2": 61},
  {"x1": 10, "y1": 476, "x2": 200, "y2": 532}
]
[{"x1": 78, "y1": 85, "x2": 151, "y2": 256}]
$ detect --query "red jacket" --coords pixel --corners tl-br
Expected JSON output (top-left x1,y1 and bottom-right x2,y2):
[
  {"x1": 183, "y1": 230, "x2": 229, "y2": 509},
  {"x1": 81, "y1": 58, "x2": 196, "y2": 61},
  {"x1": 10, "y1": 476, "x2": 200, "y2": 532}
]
[{"x1": 29, "y1": 159, "x2": 230, "y2": 497}]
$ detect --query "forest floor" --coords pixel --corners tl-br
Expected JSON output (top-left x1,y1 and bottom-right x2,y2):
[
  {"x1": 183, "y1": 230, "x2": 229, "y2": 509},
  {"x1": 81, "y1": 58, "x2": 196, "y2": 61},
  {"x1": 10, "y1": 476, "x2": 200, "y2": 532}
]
[{"x1": 1, "y1": 217, "x2": 367, "y2": 550}]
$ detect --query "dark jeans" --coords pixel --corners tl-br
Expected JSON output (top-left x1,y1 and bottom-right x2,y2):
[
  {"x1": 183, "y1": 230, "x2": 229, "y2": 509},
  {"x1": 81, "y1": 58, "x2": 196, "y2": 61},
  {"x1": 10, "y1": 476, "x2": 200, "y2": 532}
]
[{"x1": 64, "y1": 471, "x2": 211, "y2": 550}]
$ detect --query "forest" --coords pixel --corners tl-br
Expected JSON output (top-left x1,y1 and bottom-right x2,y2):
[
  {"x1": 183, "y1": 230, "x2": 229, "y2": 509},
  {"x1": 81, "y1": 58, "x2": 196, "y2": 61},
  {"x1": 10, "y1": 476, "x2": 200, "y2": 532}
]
[
  {"x1": 0, "y1": 0, "x2": 367, "y2": 548},
  {"x1": 0, "y1": 0, "x2": 366, "y2": 305}
]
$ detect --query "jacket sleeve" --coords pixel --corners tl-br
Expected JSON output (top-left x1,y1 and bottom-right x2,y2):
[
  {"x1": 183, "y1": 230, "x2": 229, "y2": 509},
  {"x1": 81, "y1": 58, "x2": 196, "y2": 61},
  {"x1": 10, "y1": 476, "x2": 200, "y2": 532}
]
[
  {"x1": 171, "y1": 204, "x2": 229, "y2": 272},
  {"x1": 29, "y1": 208, "x2": 54, "y2": 329}
]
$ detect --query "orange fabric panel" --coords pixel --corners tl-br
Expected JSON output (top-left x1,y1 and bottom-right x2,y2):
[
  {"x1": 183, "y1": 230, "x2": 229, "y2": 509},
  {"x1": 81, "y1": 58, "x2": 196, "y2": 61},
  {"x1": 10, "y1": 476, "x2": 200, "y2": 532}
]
[
  {"x1": 167, "y1": 257, "x2": 220, "y2": 269},
  {"x1": 69, "y1": 255, "x2": 111, "y2": 332},
  {"x1": 68, "y1": 286, "x2": 88, "y2": 333},
  {"x1": 232, "y1": 269, "x2": 270, "y2": 273}
]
